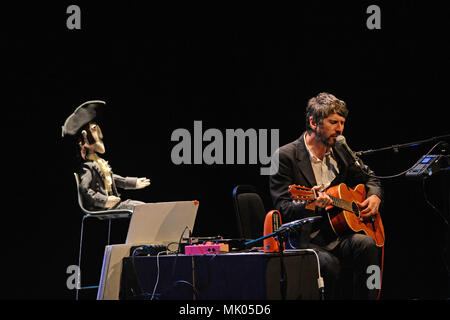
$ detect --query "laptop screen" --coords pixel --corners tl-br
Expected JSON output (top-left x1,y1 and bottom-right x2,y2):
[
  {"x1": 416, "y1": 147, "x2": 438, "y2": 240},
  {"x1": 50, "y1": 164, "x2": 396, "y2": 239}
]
[{"x1": 125, "y1": 201, "x2": 199, "y2": 246}]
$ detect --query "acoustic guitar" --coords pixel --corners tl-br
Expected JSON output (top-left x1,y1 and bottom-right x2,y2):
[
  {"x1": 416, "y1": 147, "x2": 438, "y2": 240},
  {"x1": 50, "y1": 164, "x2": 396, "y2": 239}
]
[{"x1": 288, "y1": 183, "x2": 385, "y2": 247}]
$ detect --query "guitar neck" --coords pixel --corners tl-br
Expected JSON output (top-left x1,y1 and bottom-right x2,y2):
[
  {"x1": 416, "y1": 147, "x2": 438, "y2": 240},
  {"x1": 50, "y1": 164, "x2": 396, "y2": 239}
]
[
  {"x1": 328, "y1": 195, "x2": 355, "y2": 213},
  {"x1": 291, "y1": 185, "x2": 358, "y2": 214}
]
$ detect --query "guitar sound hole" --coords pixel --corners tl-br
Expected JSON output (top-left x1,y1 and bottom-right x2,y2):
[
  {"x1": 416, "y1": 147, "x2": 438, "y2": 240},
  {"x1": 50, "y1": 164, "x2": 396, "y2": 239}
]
[{"x1": 352, "y1": 202, "x2": 360, "y2": 217}]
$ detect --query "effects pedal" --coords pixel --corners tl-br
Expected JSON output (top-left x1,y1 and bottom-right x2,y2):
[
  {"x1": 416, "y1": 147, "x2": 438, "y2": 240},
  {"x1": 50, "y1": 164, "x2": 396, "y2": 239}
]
[
  {"x1": 184, "y1": 242, "x2": 229, "y2": 255},
  {"x1": 130, "y1": 244, "x2": 167, "y2": 256},
  {"x1": 406, "y1": 154, "x2": 449, "y2": 179}
]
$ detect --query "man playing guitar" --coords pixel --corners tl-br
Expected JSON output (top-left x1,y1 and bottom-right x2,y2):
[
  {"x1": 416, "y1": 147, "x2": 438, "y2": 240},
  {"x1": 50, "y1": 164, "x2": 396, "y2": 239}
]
[{"x1": 269, "y1": 92, "x2": 383, "y2": 299}]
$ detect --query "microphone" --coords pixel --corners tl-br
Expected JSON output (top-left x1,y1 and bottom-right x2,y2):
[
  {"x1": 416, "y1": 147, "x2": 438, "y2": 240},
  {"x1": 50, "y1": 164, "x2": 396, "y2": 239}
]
[
  {"x1": 335, "y1": 135, "x2": 362, "y2": 168},
  {"x1": 280, "y1": 216, "x2": 322, "y2": 230}
]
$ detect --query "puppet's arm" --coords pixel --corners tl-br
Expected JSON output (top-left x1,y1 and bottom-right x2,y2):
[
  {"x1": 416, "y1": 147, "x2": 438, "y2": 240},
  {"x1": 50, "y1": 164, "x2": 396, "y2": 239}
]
[{"x1": 113, "y1": 174, "x2": 150, "y2": 190}]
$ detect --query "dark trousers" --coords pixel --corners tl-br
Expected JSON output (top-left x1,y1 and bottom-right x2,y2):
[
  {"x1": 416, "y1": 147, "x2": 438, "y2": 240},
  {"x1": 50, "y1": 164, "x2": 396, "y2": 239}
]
[{"x1": 316, "y1": 233, "x2": 380, "y2": 300}]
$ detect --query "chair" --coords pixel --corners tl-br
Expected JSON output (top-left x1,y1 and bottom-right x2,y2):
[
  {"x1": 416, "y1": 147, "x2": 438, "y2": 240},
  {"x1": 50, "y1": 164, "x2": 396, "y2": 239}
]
[
  {"x1": 232, "y1": 185, "x2": 267, "y2": 240},
  {"x1": 232, "y1": 184, "x2": 325, "y2": 299},
  {"x1": 73, "y1": 172, "x2": 133, "y2": 299}
]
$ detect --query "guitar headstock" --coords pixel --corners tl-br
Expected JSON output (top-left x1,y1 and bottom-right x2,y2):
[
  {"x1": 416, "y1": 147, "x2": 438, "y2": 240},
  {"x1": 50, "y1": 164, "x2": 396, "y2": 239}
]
[{"x1": 288, "y1": 185, "x2": 315, "y2": 202}]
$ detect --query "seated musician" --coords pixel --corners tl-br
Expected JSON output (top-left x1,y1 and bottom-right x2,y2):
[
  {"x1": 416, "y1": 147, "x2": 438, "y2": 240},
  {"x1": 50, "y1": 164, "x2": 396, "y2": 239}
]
[{"x1": 269, "y1": 92, "x2": 383, "y2": 299}]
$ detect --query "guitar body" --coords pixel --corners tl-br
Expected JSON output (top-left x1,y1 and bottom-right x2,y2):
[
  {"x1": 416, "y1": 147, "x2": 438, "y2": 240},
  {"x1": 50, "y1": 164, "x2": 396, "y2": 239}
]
[
  {"x1": 326, "y1": 183, "x2": 385, "y2": 247},
  {"x1": 288, "y1": 182, "x2": 385, "y2": 298}
]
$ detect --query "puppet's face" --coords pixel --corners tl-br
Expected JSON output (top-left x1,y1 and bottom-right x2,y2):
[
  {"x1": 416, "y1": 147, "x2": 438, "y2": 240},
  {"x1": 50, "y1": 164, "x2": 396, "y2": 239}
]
[{"x1": 82, "y1": 122, "x2": 105, "y2": 154}]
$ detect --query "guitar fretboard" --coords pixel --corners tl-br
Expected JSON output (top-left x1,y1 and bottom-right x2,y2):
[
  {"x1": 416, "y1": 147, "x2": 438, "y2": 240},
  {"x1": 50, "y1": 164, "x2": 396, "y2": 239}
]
[{"x1": 329, "y1": 195, "x2": 356, "y2": 213}]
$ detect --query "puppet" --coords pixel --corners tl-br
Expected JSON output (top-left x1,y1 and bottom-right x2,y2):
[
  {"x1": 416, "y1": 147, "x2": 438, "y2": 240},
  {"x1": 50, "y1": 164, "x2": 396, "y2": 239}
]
[{"x1": 62, "y1": 100, "x2": 150, "y2": 211}]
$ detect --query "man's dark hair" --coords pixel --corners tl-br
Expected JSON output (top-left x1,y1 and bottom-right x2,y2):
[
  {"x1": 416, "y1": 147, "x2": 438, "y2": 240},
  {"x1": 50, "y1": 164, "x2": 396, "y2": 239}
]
[{"x1": 305, "y1": 92, "x2": 348, "y2": 132}]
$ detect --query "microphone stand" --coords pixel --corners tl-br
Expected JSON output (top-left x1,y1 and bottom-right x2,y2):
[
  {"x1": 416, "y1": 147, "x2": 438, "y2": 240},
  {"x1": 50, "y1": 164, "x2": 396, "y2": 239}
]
[
  {"x1": 355, "y1": 134, "x2": 450, "y2": 156},
  {"x1": 356, "y1": 134, "x2": 450, "y2": 298},
  {"x1": 278, "y1": 233, "x2": 288, "y2": 301},
  {"x1": 245, "y1": 217, "x2": 322, "y2": 300},
  {"x1": 245, "y1": 225, "x2": 291, "y2": 300}
]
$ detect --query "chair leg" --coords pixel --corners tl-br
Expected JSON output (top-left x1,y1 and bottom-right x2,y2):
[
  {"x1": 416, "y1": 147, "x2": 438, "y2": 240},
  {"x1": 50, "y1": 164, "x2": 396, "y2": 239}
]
[
  {"x1": 107, "y1": 219, "x2": 112, "y2": 245},
  {"x1": 76, "y1": 215, "x2": 87, "y2": 300}
]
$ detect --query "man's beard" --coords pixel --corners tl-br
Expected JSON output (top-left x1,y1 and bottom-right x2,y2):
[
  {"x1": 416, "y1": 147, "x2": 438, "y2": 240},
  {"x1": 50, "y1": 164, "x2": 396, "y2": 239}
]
[{"x1": 316, "y1": 129, "x2": 335, "y2": 148}]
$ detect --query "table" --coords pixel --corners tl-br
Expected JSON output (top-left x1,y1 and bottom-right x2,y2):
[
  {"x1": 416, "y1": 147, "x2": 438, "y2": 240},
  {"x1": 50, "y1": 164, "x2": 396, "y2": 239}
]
[{"x1": 119, "y1": 251, "x2": 320, "y2": 300}]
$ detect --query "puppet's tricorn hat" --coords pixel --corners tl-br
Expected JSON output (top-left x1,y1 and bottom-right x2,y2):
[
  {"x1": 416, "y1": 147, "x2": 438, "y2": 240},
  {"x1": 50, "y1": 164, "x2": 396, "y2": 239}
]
[{"x1": 61, "y1": 100, "x2": 106, "y2": 137}]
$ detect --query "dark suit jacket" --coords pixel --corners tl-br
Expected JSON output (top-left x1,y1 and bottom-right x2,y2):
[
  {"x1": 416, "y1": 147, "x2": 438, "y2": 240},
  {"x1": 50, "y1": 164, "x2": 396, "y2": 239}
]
[
  {"x1": 269, "y1": 133, "x2": 383, "y2": 249},
  {"x1": 78, "y1": 161, "x2": 138, "y2": 211}
]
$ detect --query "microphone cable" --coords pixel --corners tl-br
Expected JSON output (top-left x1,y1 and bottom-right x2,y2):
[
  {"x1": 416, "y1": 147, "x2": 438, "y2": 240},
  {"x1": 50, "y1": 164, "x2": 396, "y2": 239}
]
[
  {"x1": 358, "y1": 141, "x2": 447, "y2": 180},
  {"x1": 286, "y1": 232, "x2": 325, "y2": 300}
]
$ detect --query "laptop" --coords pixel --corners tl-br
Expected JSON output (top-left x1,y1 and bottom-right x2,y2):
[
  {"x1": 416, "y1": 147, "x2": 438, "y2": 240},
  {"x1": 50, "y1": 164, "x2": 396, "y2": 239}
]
[{"x1": 125, "y1": 200, "x2": 199, "y2": 247}]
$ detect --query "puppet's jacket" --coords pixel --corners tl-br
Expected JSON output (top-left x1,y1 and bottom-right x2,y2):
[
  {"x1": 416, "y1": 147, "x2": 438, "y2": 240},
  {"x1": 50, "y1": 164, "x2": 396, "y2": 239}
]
[{"x1": 78, "y1": 160, "x2": 138, "y2": 211}]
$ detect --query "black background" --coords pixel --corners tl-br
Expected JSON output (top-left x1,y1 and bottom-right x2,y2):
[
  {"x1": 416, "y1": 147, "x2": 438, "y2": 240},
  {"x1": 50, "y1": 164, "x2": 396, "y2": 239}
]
[{"x1": 2, "y1": 1, "x2": 449, "y2": 300}]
